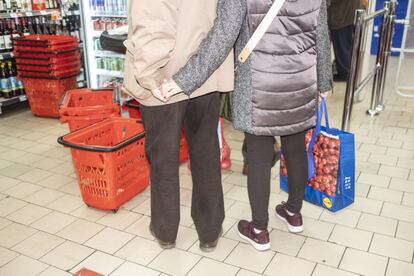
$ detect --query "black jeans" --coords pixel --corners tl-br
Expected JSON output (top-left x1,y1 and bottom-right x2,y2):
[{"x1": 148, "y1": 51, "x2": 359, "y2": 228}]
[
  {"x1": 245, "y1": 130, "x2": 308, "y2": 230},
  {"x1": 140, "y1": 93, "x2": 224, "y2": 243},
  {"x1": 331, "y1": 24, "x2": 354, "y2": 77}
]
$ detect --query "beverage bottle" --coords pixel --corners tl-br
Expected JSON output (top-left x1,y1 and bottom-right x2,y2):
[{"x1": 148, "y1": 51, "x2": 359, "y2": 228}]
[
  {"x1": 27, "y1": 17, "x2": 36, "y2": 34},
  {"x1": 0, "y1": 21, "x2": 6, "y2": 52},
  {"x1": 3, "y1": 20, "x2": 12, "y2": 51},
  {"x1": 0, "y1": 1, "x2": 5, "y2": 13},
  {"x1": 27, "y1": 0, "x2": 32, "y2": 11},
  {"x1": 54, "y1": 18, "x2": 62, "y2": 35},
  {"x1": 61, "y1": 17, "x2": 69, "y2": 35},
  {"x1": 40, "y1": 16, "x2": 49, "y2": 34},
  {"x1": 5, "y1": 0, "x2": 11, "y2": 11},
  {"x1": 21, "y1": 17, "x2": 30, "y2": 36},
  {"x1": 7, "y1": 61, "x2": 18, "y2": 98},
  {"x1": 34, "y1": 17, "x2": 43, "y2": 34},
  {"x1": 16, "y1": 0, "x2": 22, "y2": 10},
  {"x1": 1, "y1": 62, "x2": 12, "y2": 99},
  {"x1": 17, "y1": 80, "x2": 25, "y2": 96},
  {"x1": 13, "y1": 18, "x2": 22, "y2": 37}
]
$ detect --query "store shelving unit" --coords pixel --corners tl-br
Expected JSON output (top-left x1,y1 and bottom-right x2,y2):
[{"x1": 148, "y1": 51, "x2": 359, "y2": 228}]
[
  {"x1": 81, "y1": 0, "x2": 126, "y2": 88},
  {"x1": 0, "y1": 9, "x2": 61, "y2": 115}
]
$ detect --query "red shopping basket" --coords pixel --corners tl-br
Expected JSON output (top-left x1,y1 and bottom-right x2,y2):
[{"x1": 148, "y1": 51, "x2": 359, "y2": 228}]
[
  {"x1": 15, "y1": 51, "x2": 81, "y2": 66},
  {"x1": 18, "y1": 66, "x2": 81, "y2": 78},
  {"x1": 21, "y1": 74, "x2": 78, "y2": 118},
  {"x1": 58, "y1": 118, "x2": 150, "y2": 212},
  {"x1": 13, "y1": 35, "x2": 78, "y2": 52},
  {"x1": 125, "y1": 99, "x2": 189, "y2": 163},
  {"x1": 16, "y1": 60, "x2": 81, "y2": 72},
  {"x1": 59, "y1": 89, "x2": 119, "y2": 117},
  {"x1": 14, "y1": 48, "x2": 80, "y2": 60}
]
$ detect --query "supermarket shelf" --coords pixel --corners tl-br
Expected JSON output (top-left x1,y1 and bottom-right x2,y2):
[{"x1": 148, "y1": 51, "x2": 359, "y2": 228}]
[
  {"x1": 0, "y1": 52, "x2": 14, "y2": 60},
  {"x1": 0, "y1": 95, "x2": 27, "y2": 115},
  {"x1": 95, "y1": 51, "x2": 125, "y2": 59},
  {"x1": 96, "y1": 69, "x2": 124, "y2": 78},
  {"x1": 90, "y1": 13, "x2": 127, "y2": 18},
  {"x1": 0, "y1": 9, "x2": 60, "y2": 19}
]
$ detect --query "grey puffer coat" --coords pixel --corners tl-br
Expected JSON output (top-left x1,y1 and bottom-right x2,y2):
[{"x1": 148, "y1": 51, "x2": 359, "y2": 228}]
[{"x1": 173, "y1": 0, "x2": 333, "y2": 137}]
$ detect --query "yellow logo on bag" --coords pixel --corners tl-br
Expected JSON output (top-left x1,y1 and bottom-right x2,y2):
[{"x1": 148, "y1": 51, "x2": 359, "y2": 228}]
[{"x1": 323, "y1": 197, "x2": 333, "y2": 209}]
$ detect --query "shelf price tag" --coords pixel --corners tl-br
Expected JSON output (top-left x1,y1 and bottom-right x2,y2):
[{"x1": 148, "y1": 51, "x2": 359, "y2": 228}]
[
  {"x1": 40, "y1": 10, "x2": 48, "y2": 15},
  {"x1": 19, "y1": 96, "x2": 27, "y2": 102},
  {"x1": 9, "y1": 13, "x2": 17, "y2": 18},
  {"x1": 25, "y1": 12, "x2": 33, "y2": 17}
]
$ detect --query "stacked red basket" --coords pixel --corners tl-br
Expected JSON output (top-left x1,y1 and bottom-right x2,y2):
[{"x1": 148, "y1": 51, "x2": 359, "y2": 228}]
[{"x1": 13, "y1": 35, "x2": 81, "y2": 118}]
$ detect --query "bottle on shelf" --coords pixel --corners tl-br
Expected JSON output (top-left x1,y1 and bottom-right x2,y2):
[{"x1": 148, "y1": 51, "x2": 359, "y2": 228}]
[
  {"x1": 0, "y1": 62, "x2": 11, "y2": 99},
  {"x1": 0, "y1": 1, "x2": 5, "y2": 13},
  {"x1": 3, "y1": 19, "x2": 12, "y2": 51},
  {"x1": 0, "y1": 20, "x2": 6, "y2": 52},
  {"x1": 7, "y1": 60, "x2": 18, "y2": 97},
  {"x1": 21, "y1": 17, "x2": 30, "y2": 36}
]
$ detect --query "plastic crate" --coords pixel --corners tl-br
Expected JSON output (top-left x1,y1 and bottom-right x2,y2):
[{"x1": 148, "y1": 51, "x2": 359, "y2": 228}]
[
  {"x1": 13, "y1": 35, "x2": 78, "y2": 52},
  {"x1": 59, "y1": 89, "x2": 118, "y2": 116},
  {"x1": 21, "y1": 75, "x2": 78, "y2": 118},
  {"x1": 16, "y1": 60, "x2": 81, "y2": 72},
  {"x1": 18, "y1": 66, "x2": 81, "y2": 78},
  {"x1": 58, "y1": 118, "x2": 150, "y2": 212},
  {"x1": 15, "y1": 52, "x2": 81, "y2": 66},
  {"x1": 14, "y1": 48, "x2": 80, "y2": 59},
  {"x1": 125, "y1": 99, "x2": 189, "y2": 163}
]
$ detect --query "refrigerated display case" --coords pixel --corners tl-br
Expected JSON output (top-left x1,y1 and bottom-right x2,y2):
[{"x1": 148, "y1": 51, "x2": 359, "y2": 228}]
[{"x1": 80, "y1": 0, "x2": 127, "y2": 88}]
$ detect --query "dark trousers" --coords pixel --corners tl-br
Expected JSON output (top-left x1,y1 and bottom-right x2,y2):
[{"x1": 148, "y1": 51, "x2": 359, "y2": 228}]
[
  {"x1": 331, "y1": 24, "x2": 354, "y2": 78},
  {"x1": 140, "y1": 93, "x2": 224, "y2": 243},
  {"x1": 245, "y1": 130, "x2": 308, "y2": 230}
]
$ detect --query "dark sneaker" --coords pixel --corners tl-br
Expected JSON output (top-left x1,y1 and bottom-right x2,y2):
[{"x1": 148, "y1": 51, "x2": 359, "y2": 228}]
[
  {"x1": 200, "y1": 228, "x2": 223, "y2": 252},
  {"x1": 237, "y1": 220, "x2": 271, "y2": 251},
  {"x1": 149, "y1": 224, "x2": 175, "y2": 249},
  {"x1": 242, "y1": 164, "x2": 248, "y2": 175},
  {"x1": 275, "y1": 202, "x2": 304, "y2": 233}
]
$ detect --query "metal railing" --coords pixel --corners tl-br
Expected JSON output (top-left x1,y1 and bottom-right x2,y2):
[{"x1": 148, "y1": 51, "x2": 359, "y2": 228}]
[{"x1": 342, "y1": 0, "x2": 397, "y2": 131}]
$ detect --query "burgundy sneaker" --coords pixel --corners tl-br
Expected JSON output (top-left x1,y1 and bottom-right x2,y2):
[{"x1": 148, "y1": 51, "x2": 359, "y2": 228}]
[
  {"x1": 237, "y1": 220, "x2": 271, "y2": 251},
  {"x1": 275, "y1": 202, "x2": 304, "y2": 233}
]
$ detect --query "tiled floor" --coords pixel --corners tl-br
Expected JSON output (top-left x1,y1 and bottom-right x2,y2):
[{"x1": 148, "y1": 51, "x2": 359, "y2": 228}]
[{"x1": 1, "y1": 58, "x2": 414, "y2": 275}]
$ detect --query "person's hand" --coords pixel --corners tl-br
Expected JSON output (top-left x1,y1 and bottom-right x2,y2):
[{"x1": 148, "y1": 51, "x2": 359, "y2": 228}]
[
  {"x1": 161, "y1": 79, "x2": 183, "y2": 101},
  {"x1": 361, "y1": 0, "x2": 368, "y2": 9},
  {"x1": 319, "y1": 91, "x2": 330, "y2": 101},
  {"x1": 151, "y1": 87, "x2": 168, "y2": 103}
]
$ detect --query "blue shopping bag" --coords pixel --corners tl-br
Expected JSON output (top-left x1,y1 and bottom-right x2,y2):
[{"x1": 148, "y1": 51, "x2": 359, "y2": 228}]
[{"x1": 280, "y1": 99, "x2": 355, "y2": 212}]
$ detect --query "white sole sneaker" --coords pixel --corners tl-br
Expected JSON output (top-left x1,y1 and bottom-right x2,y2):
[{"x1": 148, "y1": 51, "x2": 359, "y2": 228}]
[
  {"x1": 237, "y1": 228, "x2": 271, "y2": 251},
  {"x1": 276, "y1": 214, "x2": 304, "y2": 233}
]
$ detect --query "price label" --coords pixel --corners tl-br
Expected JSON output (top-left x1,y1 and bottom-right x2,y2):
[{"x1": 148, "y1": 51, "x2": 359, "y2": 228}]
[
  {"x1": 19, "y1": 96, "x2": 27, "y2": 102},
  {"x1": 40, "y1": 10, "x2": 48, "y2": 15},
  {"x1": 25, "y1": 12, "x2": 33, "y2": 17},
  {"x1": 9, "y1": 13, "x2": 17, "y2": 18}
]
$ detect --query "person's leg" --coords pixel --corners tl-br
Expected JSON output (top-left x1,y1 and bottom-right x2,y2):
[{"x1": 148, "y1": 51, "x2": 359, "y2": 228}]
[
  {"x1": 281, "y1": 130, "x2": 308, "y2": 213},
  {"x1": 242, "y1": 138, "x2": 248, "y2": 175},
  {"x1": 140, "y1": 101, "x2": 186, "y2": 244},
  {"x1": 276, "y1": 130, "x2": 308, "y2": 233},
  {"x1": 331, "y1": 24, "x2": 354, "y2": 79},
  {"x1": 237, "y1": 133, "x2": 274, "y2": 251},
  {"x1": 245, "y1": 133, "x2": 274, "y2": 230},
  {"x1": 183, "y1": 92, "x2": 224, "y2": 244}
]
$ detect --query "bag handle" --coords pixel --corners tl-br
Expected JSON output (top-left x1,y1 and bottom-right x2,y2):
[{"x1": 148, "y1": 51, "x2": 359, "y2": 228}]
[
  {"x1": 307, "y1": 98, "x2": 331, "y2": 179},
  {"x1": 238, "y1": 0, "x2": 286, "y2": 63}
]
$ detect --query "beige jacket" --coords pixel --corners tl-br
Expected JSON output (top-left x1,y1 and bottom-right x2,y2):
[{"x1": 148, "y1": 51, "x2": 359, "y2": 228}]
[{"x1": 122, "y1": 0, "x2": 234, "y2": 106}]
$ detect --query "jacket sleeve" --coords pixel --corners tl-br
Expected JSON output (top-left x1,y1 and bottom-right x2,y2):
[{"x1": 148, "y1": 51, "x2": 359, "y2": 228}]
[
  {"x1": 128, "y1": 0, "x2": 180, "y2": 91},
  {"x1": 316, "y1": 0, "x2": 333, "y2": 92},
  {"x1": 173, "y1": 0, "x2": 247, "y2": 95}
]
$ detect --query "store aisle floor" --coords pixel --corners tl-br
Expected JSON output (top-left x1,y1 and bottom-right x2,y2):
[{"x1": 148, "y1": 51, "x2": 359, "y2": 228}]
[{"x1": 1, "y1": 60, "x2": 414, "y2": 276}]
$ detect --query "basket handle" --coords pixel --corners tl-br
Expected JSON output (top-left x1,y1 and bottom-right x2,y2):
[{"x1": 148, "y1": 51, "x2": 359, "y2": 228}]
[
  {"x1": 57, "y1": 129, "x2": 145, "y2": 153},
  {"x1": 59, "y1": 88, "x2": 116, "y2": 107}
]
